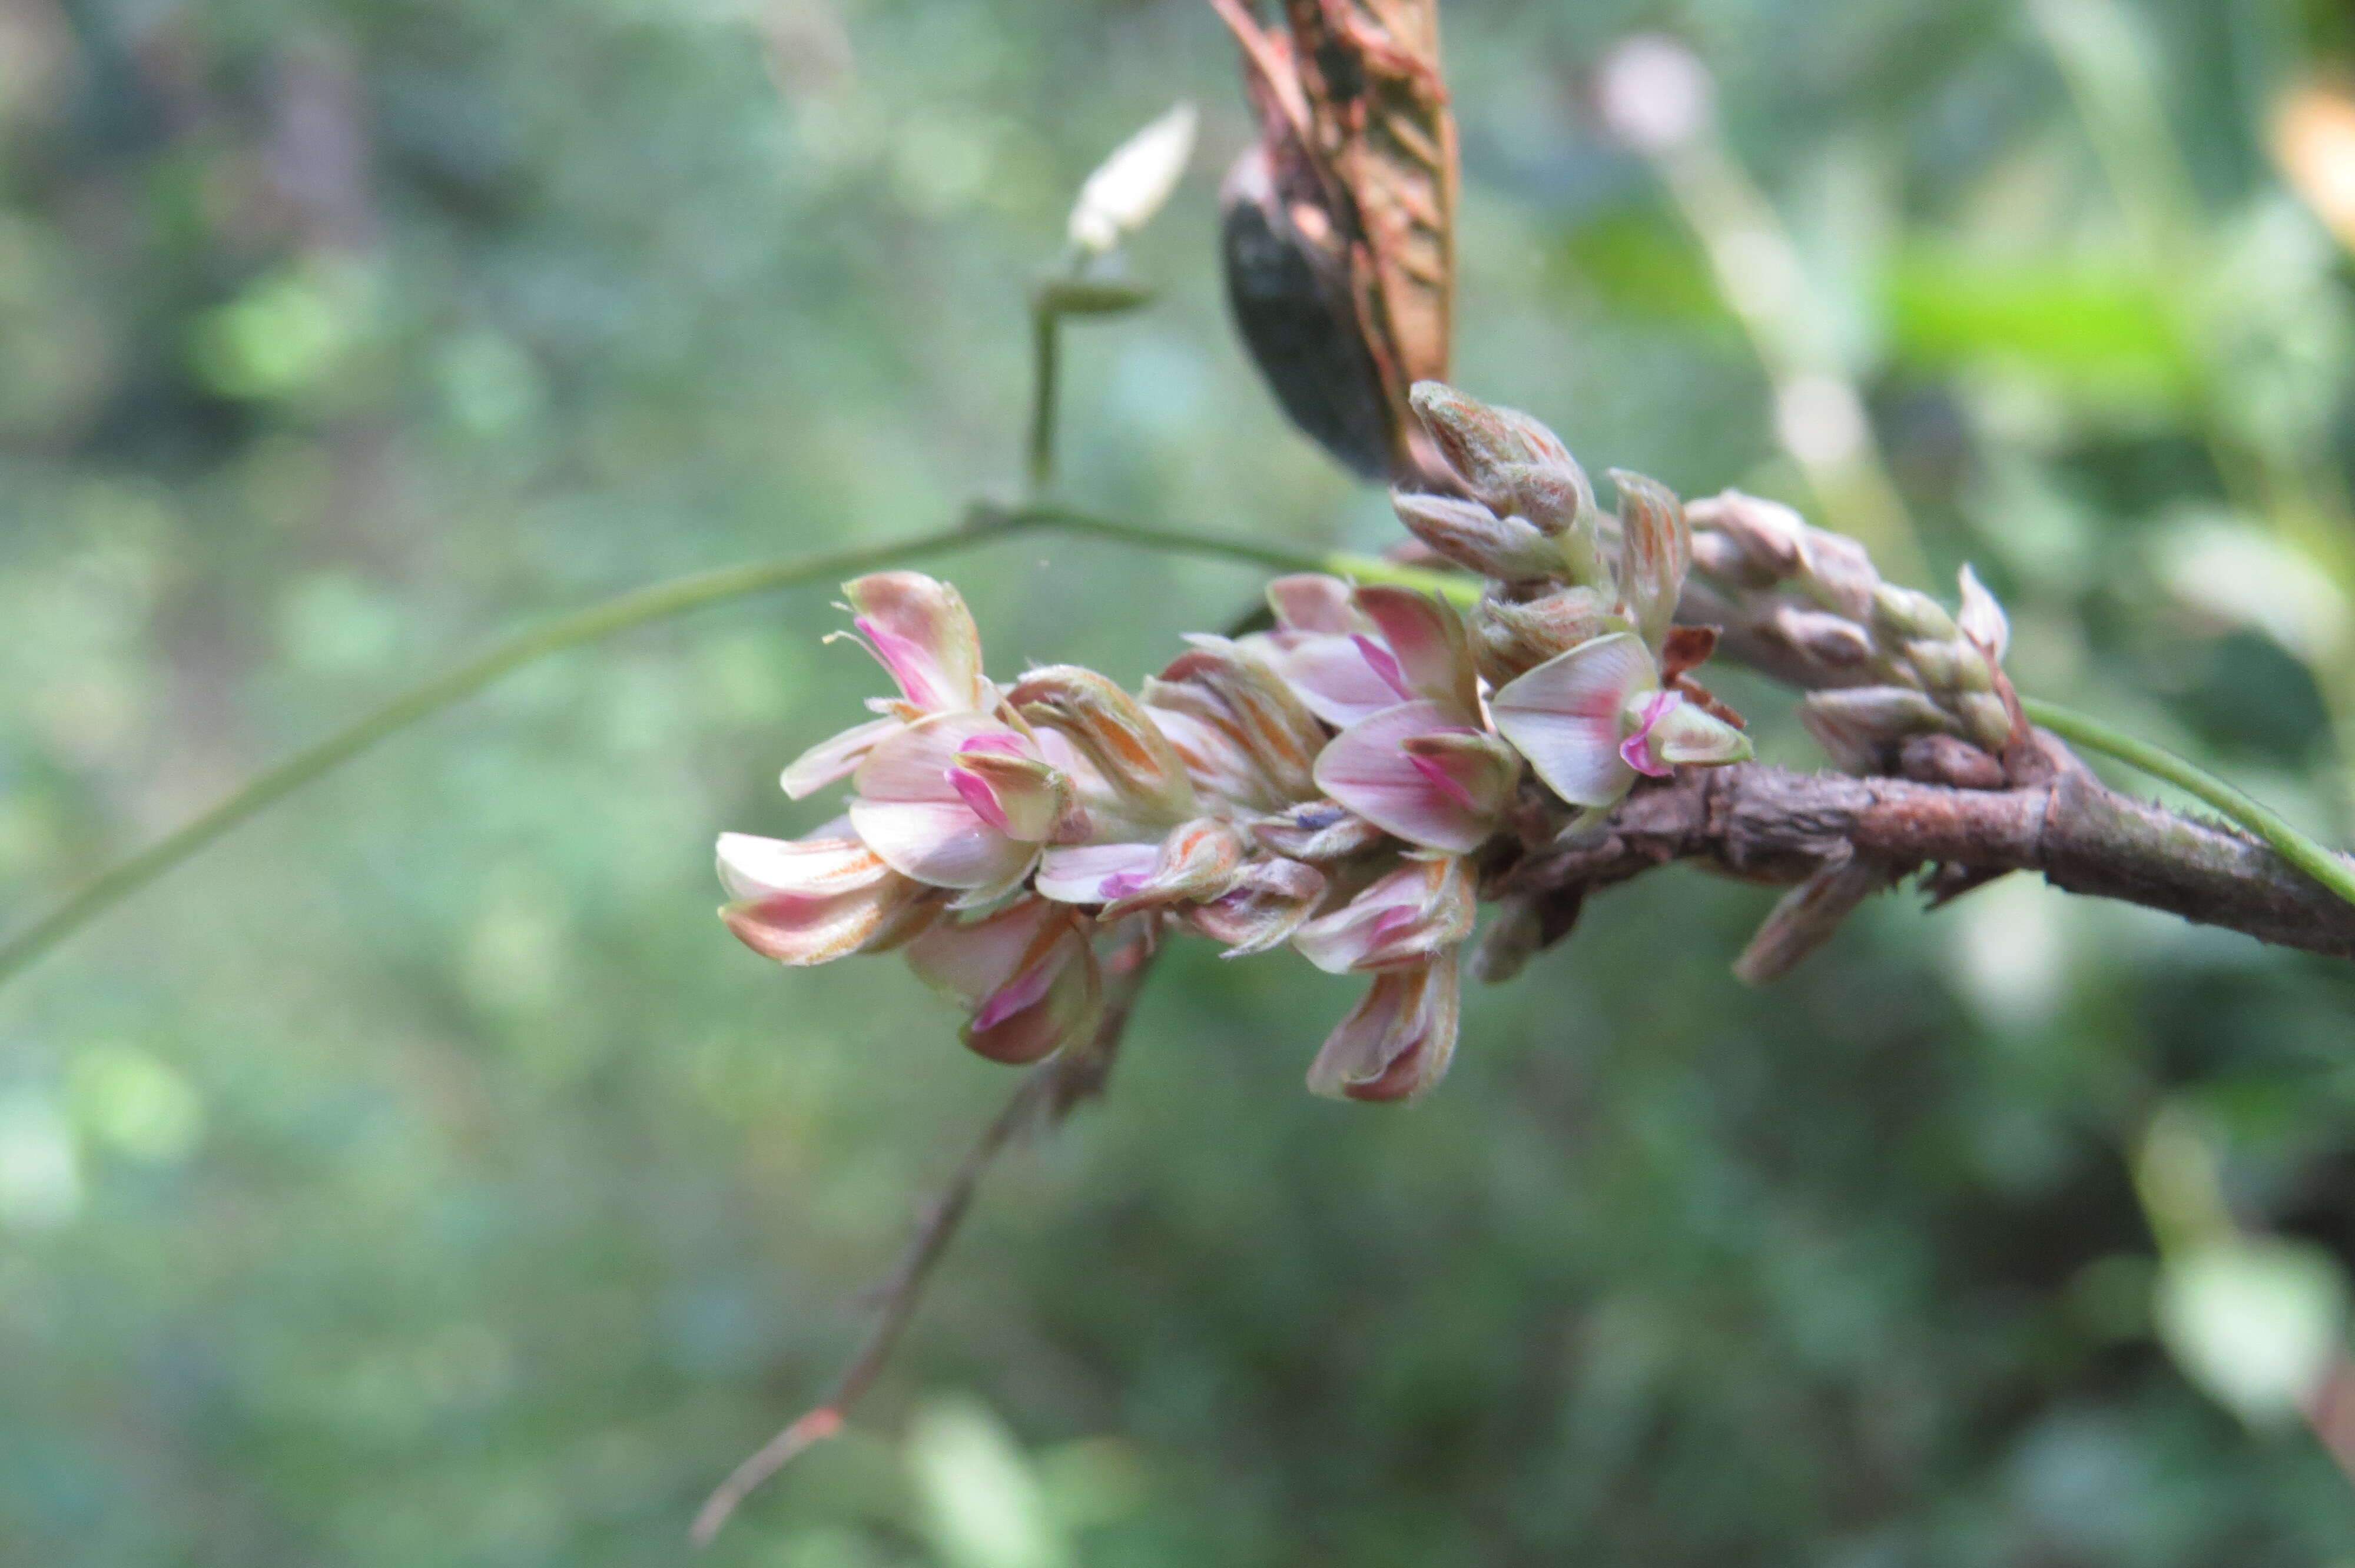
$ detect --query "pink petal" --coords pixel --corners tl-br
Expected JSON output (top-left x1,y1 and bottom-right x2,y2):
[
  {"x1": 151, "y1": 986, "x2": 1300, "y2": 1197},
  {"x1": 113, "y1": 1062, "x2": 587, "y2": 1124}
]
[
  {"x1": 1273, "y1": 635, "x2": 1406, "y2": 728},
  {"x1": 1489, "y1": 632, "x2": 1654, "y2": 808},
  {"x1": 779, "y1": 717, "x2": 898, "y2": 801},
  {"x1": 948, "y1": 766, "x2": 1013, "y2": 833},
  {"x1": 715, "y1": 833, "x2": 927, "y2": 966},
  {"x1": 1409, "y1": 752, "x2": 1477, "y2": 810},
  {"x1": 1311, "y1": 700, "x2": 1497, "y2": 855},
  {"x1": 847, "y1": 799, "x2": 1035, "y2": 891},
  {"x1": 854, "y1": 713, "x2": 1020, "y2": 805},
  {"x1": 1618, "y1": 690, "x2": 1683, "y2": 778},
  {"x1": 1034, "y1": 842, "x2": 1162, "y2": 905},
  {"x1": 1354, "y1": 587, "x2": 1478, "y2": 719},
  {"x1": 1290, "y1": 855, "x2": 1473, "y2": 975},
  {"x1": 1267, "y1": 573, "x2": 1356, "y2": 634},
  {"x1": 1305, "y1": 952, "x2": 1462, "y2": 1103},
  {"x1": 1351, "y1": 633, "x2": 1414, "y2": 702},
  {"x1": 842, "y1": 572, "x2": 987, "y2": 713}
]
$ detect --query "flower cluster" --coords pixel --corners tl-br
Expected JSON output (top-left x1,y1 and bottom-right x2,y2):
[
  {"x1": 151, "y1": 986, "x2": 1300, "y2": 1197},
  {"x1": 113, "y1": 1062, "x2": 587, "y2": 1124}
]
[
  {"x1": 1680, "y1": 490, "x2": 2017, "y2": 774},
  {"x1": 718, "y1": 384, "x2": 1761, "y2": 1102}
]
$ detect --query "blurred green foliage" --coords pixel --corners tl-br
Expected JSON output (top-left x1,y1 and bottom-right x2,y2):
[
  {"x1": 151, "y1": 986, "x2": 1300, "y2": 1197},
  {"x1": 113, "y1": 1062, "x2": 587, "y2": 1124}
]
[{"x1": 5, "y1": 0, "x2": 2355, "y2": 1562}]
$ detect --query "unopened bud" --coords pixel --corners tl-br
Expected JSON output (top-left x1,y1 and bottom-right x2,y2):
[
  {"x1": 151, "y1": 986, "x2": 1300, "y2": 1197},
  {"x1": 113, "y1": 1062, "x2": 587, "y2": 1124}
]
[
  {"x1": 1770, "y1": 604, "x2": 1876, "y2": 668},
  {"x1": 1800, "y1": 686, "x2": 1956, "y2": 773},
  {"x1": 1186, "y1": 856, "x2": 1327, "y2": 956},
  {"x1": 1252, "y1": 799, "x2": 1389, "y2": 862},
  {"x1": 1610, "y1": 469, "x2": 1690, "y2": 650},
  {"x1": 1147, "y1": 639, "x2": 1327, "y2": 802},
  {"x1": 1392, "y1": 491, "x2": 1563, "y2": 580},
  {"x1": 1006, "y1": 665, "x2": 1196, "y2": 823},
  {"x1": 1872, "y1": 584, "x2": 1958, "y2": 645},
  {"x1": 1956, "y1": 564, "x2": 2011, "y2": 664},
  {"x1": 1472, "y1": 586, "x2": 1620, "y2": 684}
]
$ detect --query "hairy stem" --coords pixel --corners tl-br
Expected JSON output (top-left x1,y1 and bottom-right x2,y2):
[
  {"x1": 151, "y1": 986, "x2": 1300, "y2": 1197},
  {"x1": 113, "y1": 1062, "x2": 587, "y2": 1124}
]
[{"x1": 2021, "y1": 697, "x2": 2355, "y2": 911}]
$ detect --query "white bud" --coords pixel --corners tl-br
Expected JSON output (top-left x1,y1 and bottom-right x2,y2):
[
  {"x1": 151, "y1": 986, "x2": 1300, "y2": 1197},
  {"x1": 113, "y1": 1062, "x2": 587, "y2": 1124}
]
[
  {"x1": 1068, "y1": 102, "x2": 1196, "y2": 255},
  {"x1": 1596, "y1": 35, "x2": 1713, "y2": 155},
  {"x1": 1956, "y1": 564, "x2": 2011, "y2": 665}
]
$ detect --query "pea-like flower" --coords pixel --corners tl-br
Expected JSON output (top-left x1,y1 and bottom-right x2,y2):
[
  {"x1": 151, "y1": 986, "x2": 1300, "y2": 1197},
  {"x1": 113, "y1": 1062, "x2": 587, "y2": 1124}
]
[{"x1": 1310, "y1": 587, "x2": 1518, "y2": 854}]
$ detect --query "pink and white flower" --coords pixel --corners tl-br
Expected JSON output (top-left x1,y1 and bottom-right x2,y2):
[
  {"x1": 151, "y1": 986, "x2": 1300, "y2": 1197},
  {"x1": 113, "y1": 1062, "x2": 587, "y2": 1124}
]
[
  {"x1": 1488, "y1": 630, "x2": 1750, "y2": 809},
  {"x1": 780, "y1": 572, "x2": 996, "y2": 800},
  {"x1": 1305, "y1": 950, "x2": 1462, "y2": 1103},
  {"x1": 847, "y1": 712, "x2": 1089, "y2": 907},
  {"x1": 1309, "y1": 587, "x2": 1519, "y2": 854},
  {"x1": 717, "y1": 832, "x2": 943, "y2": 966},
  {"x1": 904, "y1": 896, "x2": 1103, "y2": 1064}
]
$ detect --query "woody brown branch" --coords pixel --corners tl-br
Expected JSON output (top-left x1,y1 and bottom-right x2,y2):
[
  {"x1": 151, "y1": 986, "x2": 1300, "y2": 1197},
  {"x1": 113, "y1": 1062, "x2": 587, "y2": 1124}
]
[{"x1": 1500, "y1": 736, "x2": 2355, "y2": 962}]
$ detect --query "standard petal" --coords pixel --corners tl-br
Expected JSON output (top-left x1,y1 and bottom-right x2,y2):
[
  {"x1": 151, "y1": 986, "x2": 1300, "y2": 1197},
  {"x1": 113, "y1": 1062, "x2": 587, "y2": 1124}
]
[
  {"x1": 1312, "y1": 700, "x2": 1499, "y2": 854},
  {"x1": 842, "y1": 572, "x2": 989, "y2": 713},
  {"x1": 1266, "y1": 573, "x2": 1357, "y2": 634},
  {"x1": 848, "y1": 799, "x2": 1036, "y2": 891},
  {"x1": 779, "y1": 717, "x2": 898, "y2": 801},
  {"x1": 1305, "y1": 951, "x2": 1462, "y2": 1104},
  {"x1": 1355, "y1": 587, "x2": 1480, "y2": 720},
  {"x1": 1490, "y1": 631, "x2": 1656, "y2": 808},
  {"x1": 1268, "y1": 634, "x2": 1403, "y2": 729}
]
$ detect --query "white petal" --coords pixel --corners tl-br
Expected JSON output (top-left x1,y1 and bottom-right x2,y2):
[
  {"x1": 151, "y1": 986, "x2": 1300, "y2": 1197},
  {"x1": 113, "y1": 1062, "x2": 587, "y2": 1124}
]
[
  {"x1": 1067, "y1": 102, "x2": 1196, "y2": 254},
  {"x1": 780, "y1": 717, "x2": 898, "y2": 800},
  {"x1": 1491, "y1": 632, "x2": 1654, "y2": 808},
  {"x1": 1311, "y1": 701, "x2": 1495, "y2": 854},
  {"x1": 848, "y1": 800, "x2": 1034, "y2": 891},
  {"x1": 1034, "y1": 842, "x2": 1162, "y2": 905}
]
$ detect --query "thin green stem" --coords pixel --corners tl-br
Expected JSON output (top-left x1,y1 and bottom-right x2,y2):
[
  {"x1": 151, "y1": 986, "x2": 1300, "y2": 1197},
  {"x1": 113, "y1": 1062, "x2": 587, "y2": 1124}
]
[
  {"x1": 0, "y1": 505, "x2": 1346, "y2": 993},
  {"x1": 1026, "y1": 297, "x2": 1061, "y2": 494},
  {"x1": 2022, "y1": 695, "x2": 2355, "y2": 910}
]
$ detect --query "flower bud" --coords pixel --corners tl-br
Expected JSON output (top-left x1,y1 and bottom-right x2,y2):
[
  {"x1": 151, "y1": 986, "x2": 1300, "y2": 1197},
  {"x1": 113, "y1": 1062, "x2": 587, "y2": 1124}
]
[
  {"x1": 905, "y1": 897, "x2": 1103, "y2": 1065},
  {"x1": 1609, "y1": 469, "x2": 1691, "y2": 650},
  {"x1": 1252, "y1": 799, "x2": 1388, "y2": 862},
  {"x1": 1871, "y1": 583, "x2": 1958, "y2": 645},
  {"x1": 1099, "y1": 818, "x2": 1248, "y2": 921},
  {"x1": 1292, "y1": 855, "x2": 1474, "y2": 974},
  {"x1": 1185, "y1": 856, "x2": 1327, "y2": 956},
  {"x1": 1471, "y1": 586, "x2": 1619, "y2": 685},
  {"x1": 1306, "y1": 950, "x2": 1462, "y2": 1103},
  {"x1": 1770, "y1": 605, "x2": 1876, "y2": 669},
  {"x1": 1956, "y1": 564, "x2": 2011, "y2": 663},
  {"x1": 1005, "y1": 665, "x2": 1196, "y2": 825},
  {"x1": 1146, "y1": 639, "x2": 1327, "y2": 803},
  {"x1": 1799, "y1": 686, "x2": 1956, "y2": 773},
  {"x1": 1391, "y1": 491, "x2": 1562, "y2": 580}
]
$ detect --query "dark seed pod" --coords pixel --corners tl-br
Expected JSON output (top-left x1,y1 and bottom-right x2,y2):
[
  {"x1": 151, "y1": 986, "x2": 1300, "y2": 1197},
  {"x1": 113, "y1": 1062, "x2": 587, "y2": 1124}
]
[{"x1": 1219, "y1": 144, "x2": 1392, "y2": 481}]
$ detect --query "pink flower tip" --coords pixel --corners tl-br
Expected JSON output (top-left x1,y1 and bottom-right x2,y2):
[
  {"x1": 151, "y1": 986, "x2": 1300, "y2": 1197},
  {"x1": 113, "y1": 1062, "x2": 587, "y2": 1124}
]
[{"x1": 1619, "y1": 690, "x2": 1684, "y2": 778}]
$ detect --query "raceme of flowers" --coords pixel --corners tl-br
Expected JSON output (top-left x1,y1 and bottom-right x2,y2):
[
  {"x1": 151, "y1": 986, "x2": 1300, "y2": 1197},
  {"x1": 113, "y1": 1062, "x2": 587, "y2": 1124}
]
[{"x1": 716, "y1": 383, "x2": 2007, "y2": 1103}]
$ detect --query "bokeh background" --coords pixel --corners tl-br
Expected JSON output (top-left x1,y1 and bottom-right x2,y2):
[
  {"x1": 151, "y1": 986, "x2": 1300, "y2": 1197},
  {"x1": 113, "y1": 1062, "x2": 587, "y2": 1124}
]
[{"x1": 6, "y1": 0, "x2": 2355, "y2": 1561}]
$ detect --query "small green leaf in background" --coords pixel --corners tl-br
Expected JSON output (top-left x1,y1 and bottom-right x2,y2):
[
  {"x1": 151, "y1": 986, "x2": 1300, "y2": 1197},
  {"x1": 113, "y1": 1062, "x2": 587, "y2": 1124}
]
[{"x1": 905, "y1": 1396, "x2": 1072, "y2": 1568}]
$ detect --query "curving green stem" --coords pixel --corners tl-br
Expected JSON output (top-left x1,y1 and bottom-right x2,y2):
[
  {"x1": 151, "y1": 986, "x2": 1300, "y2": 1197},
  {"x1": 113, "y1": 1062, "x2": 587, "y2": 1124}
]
[
  {"x1": 2021, "y1": 695, "x2": 2355, "y2": 910},
  {"x1": 0, "y1": 506, "x2": 1339, "y2": 992}
]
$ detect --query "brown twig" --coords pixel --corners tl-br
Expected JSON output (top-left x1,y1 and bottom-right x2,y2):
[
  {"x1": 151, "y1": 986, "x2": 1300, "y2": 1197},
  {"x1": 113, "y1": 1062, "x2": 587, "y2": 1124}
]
[
  {"x1": 1498, "y1": 736, "x2": 2355, "y2": 964},
  {"x1": 686, "y1": 911, "x2": 1160, "y2": 1547}
]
